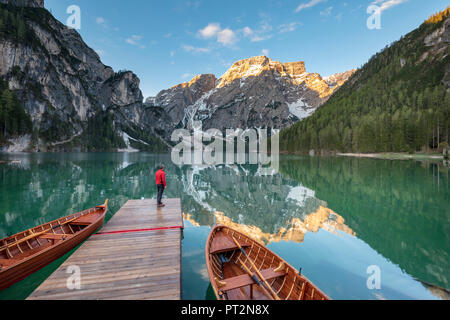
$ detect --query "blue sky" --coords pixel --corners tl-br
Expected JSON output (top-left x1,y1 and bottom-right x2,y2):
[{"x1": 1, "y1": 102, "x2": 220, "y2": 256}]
[{"x1": 44, "y1": 0, "x2": 449, "y2": 99}]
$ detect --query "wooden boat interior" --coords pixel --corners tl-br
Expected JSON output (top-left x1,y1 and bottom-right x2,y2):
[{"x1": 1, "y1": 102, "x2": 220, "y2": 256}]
[{"x1": 207, "y1": 226, "x2": 328, "y2": 300}]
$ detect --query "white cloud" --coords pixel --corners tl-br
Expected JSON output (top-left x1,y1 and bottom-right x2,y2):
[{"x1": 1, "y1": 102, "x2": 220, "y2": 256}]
[
  {"x1": 217, "y1": 28, "x2": 237, "y2": 45},
  {"x1": 126, "y1": 35, "x2": 145, "y2": 48},
  {"x1": 96, "y1": 17, "x2": 107, "y2": 28},
  {"x1": 320, "y1": 6, "x2": 333, "y2": 16},
  {"x1": 182, "y1": 44, "x2": 211, "y2": 54},
  {"x1": 199, "y1": 23, "x2": 221, "y2": 39},
  {"x1": 243, "y1": 26, "x2": 253, "y2": 37},
  {"x1": 250, "y1": 34, "x2": 272, "y2": 42},
  {"x1": 170, "y1": 51, "x2": 175, "y2": 57},
  {"x1": 198, "y1": 23, "x2": 237, "y2": 46},
  {"x1": 371, "y1": 0, "x2": 408, "y2": 12},
  {"x1": 242, "y1": 19, "x2": 273, "y2": 42},
  {"x1": 295, "y1": 0, "x2": 326, "y2": 13},
  {"x1": 278, "y1": 22, "x2": 301, "y2": 33},
  {"x1": 261, "y1": 49, "x2": 270, "y2": 56},
  {"x1": 186, "y1": 1, "x2": 201, "y2": 9},
  {"x1": 126, "y1": 35, "x2": 142, "y2": 44}
]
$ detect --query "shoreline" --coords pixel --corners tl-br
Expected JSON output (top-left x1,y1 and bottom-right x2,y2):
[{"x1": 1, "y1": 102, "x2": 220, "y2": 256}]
[{"x1": 337, "y1": 152, "x2": 445, "y2": 160}]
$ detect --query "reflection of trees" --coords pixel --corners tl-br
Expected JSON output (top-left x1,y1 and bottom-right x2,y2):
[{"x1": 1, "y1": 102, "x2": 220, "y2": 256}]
[
  {"x1": 279, "y1": 156, "x2": 450, "y2": 290},
  {"x1": 0, "y1": 153, "x2": 178, "y2": 238}
]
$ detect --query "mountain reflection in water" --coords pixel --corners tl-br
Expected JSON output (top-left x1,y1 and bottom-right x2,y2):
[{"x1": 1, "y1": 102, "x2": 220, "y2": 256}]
[{"x1": 0, "y1": 153, "x2": 448, "y2": 300}]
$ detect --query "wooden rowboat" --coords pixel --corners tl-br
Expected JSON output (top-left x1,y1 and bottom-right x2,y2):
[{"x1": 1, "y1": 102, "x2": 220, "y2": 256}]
[
  {"x1": 206, "y1": 225, "x2": 330, "y2": 300},
  {"x1": 0, "y1": 200, "x2": 108, "y2": 291}
]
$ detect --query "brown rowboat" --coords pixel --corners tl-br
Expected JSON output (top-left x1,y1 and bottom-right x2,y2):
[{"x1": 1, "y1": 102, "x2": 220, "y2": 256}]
[
  {"x1": 206, "y1": 225, "x2": 330, "y2": 300},
  {"x1": 0, "y1": 200, "x2": 108, "y2": 291}
]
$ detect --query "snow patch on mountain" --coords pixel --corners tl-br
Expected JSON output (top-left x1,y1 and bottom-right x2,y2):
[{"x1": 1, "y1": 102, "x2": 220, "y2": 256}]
[{"x1": 287, "y1": 99, "x2": 316, "y2": 120}]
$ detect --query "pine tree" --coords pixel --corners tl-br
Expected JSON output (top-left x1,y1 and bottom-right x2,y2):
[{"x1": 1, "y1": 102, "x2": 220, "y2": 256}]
[
  {"x1": 17, "y1": 16, "x2": 26, "y2": 41},
  {"x1": 1, "y1": 89, "x2": 13, "y2": 137}
]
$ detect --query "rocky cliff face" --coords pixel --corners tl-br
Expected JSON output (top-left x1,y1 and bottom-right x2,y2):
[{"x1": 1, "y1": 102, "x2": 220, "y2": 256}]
[
  {"x1": 0, "y1": 2, "x2": 166, "y2": 151},
  {"x1": 423, "y1": 13, "x2": 450, "y2": 90},
  {"x1": 147, "y1": 74, "x2": 217, "y2": 127},
  {"x1": 0, "y1": 0, "x2": 43, "y2": 7},
  {"x1": 0, "y1": 1, "x2": 355, "y2": 151},
  {"x1": 147, "y1": 56, "x2": 355, "y2": 132}
]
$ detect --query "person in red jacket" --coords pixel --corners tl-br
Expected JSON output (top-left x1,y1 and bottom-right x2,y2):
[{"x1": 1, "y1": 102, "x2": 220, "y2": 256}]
[{"x1": 155, "y1": 165, "x2": 167, "y2": 207}]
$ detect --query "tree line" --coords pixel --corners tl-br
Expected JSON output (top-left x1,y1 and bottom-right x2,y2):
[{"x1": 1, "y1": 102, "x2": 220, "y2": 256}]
[
  {"x1": 0, "y1": 79, "x2": 32, "y2": 144},
  {"x1": 281, "y1": 8, "x2": 450, "y2": 154}
]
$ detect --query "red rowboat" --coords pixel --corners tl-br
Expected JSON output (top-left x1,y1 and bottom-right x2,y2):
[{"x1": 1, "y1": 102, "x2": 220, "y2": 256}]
[
  {"x1": 206, "y1": 225, "x2": 330, "y2": 300},
  {"x1": 0, "y1": 200, "x2": 108, "y2": 291}
]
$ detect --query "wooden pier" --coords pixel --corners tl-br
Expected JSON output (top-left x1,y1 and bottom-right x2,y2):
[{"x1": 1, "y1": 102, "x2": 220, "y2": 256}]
[{"x1": 27, "y1": 199, "x2": 183, "y2": 300}]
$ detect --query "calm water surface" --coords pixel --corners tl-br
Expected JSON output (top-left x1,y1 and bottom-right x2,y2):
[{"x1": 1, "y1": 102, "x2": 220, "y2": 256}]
[{"x1": 0, "y1": 153, "x2": 448, "y2": 300}]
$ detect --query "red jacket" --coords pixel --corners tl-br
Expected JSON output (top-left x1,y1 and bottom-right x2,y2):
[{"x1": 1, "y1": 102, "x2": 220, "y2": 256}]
[{"x1": 155, "y1": 169, "x2": 166, "y2": 187}]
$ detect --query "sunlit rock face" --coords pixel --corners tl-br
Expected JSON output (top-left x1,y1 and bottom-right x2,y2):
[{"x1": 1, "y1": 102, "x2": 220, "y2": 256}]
[
  {"x1": 216, "y1": 56, "x2": 307, "y2": 88},
  {"x1": 148, "y1": 56, "x2": 356, "y2": 132}
]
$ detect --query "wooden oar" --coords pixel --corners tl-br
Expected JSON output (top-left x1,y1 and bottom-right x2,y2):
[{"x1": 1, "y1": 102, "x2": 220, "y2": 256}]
[
  {"x1": 231, "y1": 236, "x2": 281, "y2": 300},
  {"x1": 236, "y1": 257, "x2": 275, "y2": 300}
]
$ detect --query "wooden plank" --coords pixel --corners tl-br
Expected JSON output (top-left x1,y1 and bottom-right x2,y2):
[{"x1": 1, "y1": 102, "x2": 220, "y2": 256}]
[
  {"x1": 220, "y1": 268, "x2": 287, "y2": 292},
  {"x1": 27, "y1": 199, "x2": 182, "y2": 300}
]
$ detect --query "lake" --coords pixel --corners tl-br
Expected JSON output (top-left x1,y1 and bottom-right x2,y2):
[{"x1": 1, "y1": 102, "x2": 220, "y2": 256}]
[{"x1": 0, "y1": 153, "x2": 448, "y2": 300}]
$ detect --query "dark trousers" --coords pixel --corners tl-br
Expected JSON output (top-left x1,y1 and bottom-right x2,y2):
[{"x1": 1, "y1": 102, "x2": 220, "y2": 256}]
[{"x1": 157, "y1": 184, "x2": 165, "y2": 205}]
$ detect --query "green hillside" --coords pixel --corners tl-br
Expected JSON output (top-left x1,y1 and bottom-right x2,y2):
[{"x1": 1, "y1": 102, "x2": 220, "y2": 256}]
[{"x1": 280, "y1": 8, "x2": 450, "y2": 154}]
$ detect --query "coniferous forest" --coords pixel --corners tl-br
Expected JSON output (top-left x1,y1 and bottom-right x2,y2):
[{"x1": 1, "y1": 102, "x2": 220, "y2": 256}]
[
  {"x1": 0, "y1": 79, "x2": 32, "y2": 143},
  {"x1": 280, "y1": 8, "x2": 450, "y2": 154}
]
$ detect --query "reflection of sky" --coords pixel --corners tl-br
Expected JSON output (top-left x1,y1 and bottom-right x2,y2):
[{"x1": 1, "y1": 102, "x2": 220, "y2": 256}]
[
  {"x1": 182, "y1": 220, "x2": 439, "y2": 300},
  {"x1": 181, "y1": 222, "x2": 213, "y2": 300},
  {"x1": 268, "y1": 230, "x2": 438, "y2": 300}
]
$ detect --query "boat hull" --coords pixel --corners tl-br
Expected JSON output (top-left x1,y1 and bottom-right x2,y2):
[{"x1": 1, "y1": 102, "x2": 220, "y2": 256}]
[{"x1": 0, "y1": 203, "x2": 107, "y2": 291}]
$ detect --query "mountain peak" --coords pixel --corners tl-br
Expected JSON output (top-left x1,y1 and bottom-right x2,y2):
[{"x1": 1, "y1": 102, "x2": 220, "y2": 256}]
[
  {"x1": 172, "y1": 74, "x2": 216, "y2": 90},
  {"x1": 217, "y1": 56, "x2": 306, "y2": 88}
]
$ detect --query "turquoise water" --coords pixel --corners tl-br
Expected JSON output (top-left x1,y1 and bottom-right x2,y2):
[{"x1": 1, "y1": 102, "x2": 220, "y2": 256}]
[{"x1": 0, "y1": 153, "x2": 448, "y2": 300}]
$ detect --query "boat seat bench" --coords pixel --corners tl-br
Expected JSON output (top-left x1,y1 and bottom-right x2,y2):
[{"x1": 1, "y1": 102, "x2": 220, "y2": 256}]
[
  {"x1": 70, "y1": 215, "x2": 98, "y2": 226},
  {"x1": 38, "y1": 233, "x2": 68, "y2": 240},
  {"x1": 210, "y1": 234, "x2": 250, "y2": 254},
  {"x1": 219, "y1": 268, "x2": 287, "y2": 292}
]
